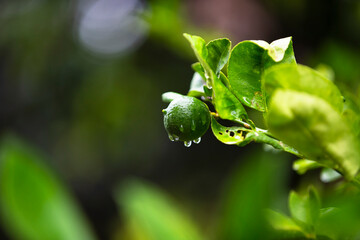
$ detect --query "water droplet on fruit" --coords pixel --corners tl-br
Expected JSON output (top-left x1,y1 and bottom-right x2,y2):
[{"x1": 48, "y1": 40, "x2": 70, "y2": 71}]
[
  {"x1": 173, "y1": 135, "x2": 179, "y2": 141},
  {"x1": 184, "y1": 141, "x2": 192, "y2": 147},
  {"x1": 193, "y1": 137, "x2": 201, "y2": 144},
  {"x1": 179, "y1": 124, "x2": 184, "y2": 133},
  {"x1": 168, "y1": 135, "x2": 174, "y2": 141}
]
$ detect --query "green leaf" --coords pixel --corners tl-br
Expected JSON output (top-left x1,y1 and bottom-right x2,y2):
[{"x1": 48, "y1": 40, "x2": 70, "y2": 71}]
[
  {"x1": 213, "y1": 72, "x2": 247, "y2": 122},
  {"x1": 293, "y1": 159, "x2": 322, "y2": 175},
  {"x1": 265, "y1": 209, "x2": 306, "y2": 238},
  {"x1": 211, "y1": 116, "x2": 302, "y2": 157},
  {"x1": 267, "y1": 89, "x2": 360, "y2": 179},
  {"x1": 289, "y1": 187, "x2": 320, "y2": 229},
  {"x1": 316, "y1": 207, "x2": 341, "y2": 240},
  {"x1": 115, "y1": 179, "x2": 202, "y2": 240},
  {"x1": 0, "y1": 135, "x2": 96, "y2": 240},
  {"x1": 191, "y1": 62, "x2": 206, "y2": 80},
  {"x1": 162, "y1": 92, "x2": 184, "y2": 103},
  {"x1": 206, "y1": 38, "x2": 231, "y2": 75},
  {"x1": 211, "y1": 116, "x2": 248, "y2": 145},
  {"x1": 183, "y1": 33, "x2": 213, "y2": 86},
  {"x1": 315, "y1": 64, "x2": 335, "y2": 82},
  {"x1": 228, "y1": 37, "x2": 295, "y2": 112},
  {"x1": 218, "y1": 150, "x2": 286, "y2": 239},
  {"x1": 264, "y1": 64, "x2": 344, "y2": 113},
  {"x1": 342, "y1": 93, "x2": 360, "y2": 139},
  {"x1": 188, "y1": 72, "x2": 206, "y2": 97}
]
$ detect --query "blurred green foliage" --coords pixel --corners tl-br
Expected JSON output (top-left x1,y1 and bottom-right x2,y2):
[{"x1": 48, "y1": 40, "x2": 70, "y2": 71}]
[
  {"x1": 0, "y1": 0, "x2": 360, "y2": 239},
  {"x1": 0, "y1": 135, "x2": 96, "y2": 240}
]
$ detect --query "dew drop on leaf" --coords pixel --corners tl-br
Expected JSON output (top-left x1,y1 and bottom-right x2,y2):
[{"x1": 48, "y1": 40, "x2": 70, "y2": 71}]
[
  {"x1": 179, "y1": 124, "x2": 184, "y2": 133},
  {"x1": 184, "y1": 141, "x2": 192, "y2": 147},
  {"x1": 193, "y1": 137, "x2": 201, "y2": 144},
  {"x1": 242, "y1": 97, "x2": 251, "y2": 105}
]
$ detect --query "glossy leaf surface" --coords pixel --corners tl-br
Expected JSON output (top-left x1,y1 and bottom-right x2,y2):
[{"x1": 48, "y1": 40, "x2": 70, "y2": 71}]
[
  {"x1": 206, "y1": 38, "x2": 231, "y2": 75},
  {"x1": 267, "y1": 90, "x2": 360, "y2": 179},
  {"x1": 211, "y1": 116, "x2": 248, "y2": 145},
  {"x1": 183, "y1": 33, "x2": 213, "y2": 86},
  {"x1": 213, "y1": 73, "x2": 247, "y2": 121},
  {"x1": 227, "y1": 37, "x2": 295, "y2": 111},
  {"x1": 264, "y1": 64, "x2": 344, "y2": 113}
]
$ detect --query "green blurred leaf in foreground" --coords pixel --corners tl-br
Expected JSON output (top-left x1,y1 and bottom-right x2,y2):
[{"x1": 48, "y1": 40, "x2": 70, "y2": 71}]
[
  {"x1": 218, "y1": 149, "x2": 287, "y2": 240},
  {"x1": 0, "y1": 135, "x2": 96, "y2": 240},
  {"x1": 115, "y1": 179, "x2": 203, "y2": 240}
]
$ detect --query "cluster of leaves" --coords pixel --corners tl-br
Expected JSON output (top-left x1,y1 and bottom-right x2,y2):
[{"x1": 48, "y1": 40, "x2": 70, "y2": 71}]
[
  {"x1": 163, "y1": 33, "x2": 360, "y2": 181},
  {"x1": 161, "y1": 33, "x2": 360, "y2": 239}
]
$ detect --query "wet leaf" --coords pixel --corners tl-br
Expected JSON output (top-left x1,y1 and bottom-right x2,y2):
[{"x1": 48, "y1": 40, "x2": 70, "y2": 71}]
[
  {"x1": 211, "y1": 116, "x2": 248, "y2": 145},
  {"x1": 206, "y1": 38, "x2": 231, "y2": 76},
  {"x1": 213, "y1": 73, "x2": 247, "y2": 122},
  {"x1": 183, "y1": 33, "x2": 213, "y2": 86},
  {"x1": 228, "y1": 37, "x2": 295, "y2": 112},
  {"x1": 185, "y1": 34, "x2": 231, "y2": 88}
]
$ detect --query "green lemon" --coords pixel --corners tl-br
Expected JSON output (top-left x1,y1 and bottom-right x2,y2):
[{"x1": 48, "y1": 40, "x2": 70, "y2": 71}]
[{"x1": 163, "y1": 96, "x2": 210, "y2": 143}]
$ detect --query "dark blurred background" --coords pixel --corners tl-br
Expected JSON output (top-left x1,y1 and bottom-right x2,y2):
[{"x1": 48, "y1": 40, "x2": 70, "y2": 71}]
[{"x1": 0, "y1": 0, "x2": 359, "y2": 239}]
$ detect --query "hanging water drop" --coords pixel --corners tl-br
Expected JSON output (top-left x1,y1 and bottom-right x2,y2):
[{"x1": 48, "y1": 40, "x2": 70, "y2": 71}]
[
  {"x1": 168, "y1": 135, "x2": 175, "y2": 141},
  {"x1": 173, "y1": 135, "x2": 179, "y2": 141},
  {"x1": 193, "y1": 137, "x2": 201, "y2": 144},
  {"x1": 184, "y1": 141, "x2": 192, "y2": 147}
]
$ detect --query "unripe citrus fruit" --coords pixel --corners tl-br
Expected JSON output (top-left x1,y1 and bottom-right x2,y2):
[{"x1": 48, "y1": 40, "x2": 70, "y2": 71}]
[{"x1": 163, "y1": 96, "x2": 210, "y2": 142}]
